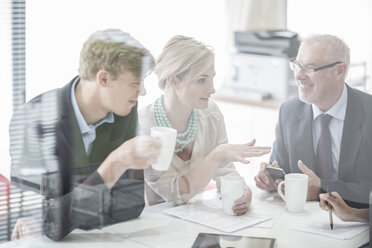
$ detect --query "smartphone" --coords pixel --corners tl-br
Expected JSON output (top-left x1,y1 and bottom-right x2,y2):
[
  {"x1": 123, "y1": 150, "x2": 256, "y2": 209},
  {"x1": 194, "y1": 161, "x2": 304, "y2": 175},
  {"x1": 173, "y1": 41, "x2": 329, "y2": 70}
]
[{"x1": 266, "y1": 166, "x2": 286, "y2": 181}]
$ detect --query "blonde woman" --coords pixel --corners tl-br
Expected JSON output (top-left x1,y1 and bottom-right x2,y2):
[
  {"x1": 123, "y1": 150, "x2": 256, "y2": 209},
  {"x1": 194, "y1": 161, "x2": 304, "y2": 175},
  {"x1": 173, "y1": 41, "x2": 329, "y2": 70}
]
[{"x1": 139, "y1": 35, "x2": 271, "y2": 215}]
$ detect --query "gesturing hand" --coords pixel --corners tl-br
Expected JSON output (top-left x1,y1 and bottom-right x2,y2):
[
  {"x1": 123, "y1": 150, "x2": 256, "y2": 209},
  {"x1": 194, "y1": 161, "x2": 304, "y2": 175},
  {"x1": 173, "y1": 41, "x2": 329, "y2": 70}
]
[{"x1": 216, "y1": 139, "x2": 271, "y2": 165}]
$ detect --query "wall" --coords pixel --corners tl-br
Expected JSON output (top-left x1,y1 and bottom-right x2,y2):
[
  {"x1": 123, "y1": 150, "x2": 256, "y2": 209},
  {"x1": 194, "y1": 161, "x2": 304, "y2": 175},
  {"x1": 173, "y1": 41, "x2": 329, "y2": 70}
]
[{"x1": 288, "y1": 0, "x2": 372, "y2": 91}]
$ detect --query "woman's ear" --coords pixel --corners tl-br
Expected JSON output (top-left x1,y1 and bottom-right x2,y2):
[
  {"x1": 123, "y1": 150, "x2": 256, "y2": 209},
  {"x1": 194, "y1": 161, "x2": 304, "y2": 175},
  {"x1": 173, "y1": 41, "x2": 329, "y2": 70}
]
[
  {"x1": 96, "y1": 69, "x2": 109, "y2": 87},
  {"x1": 167, "y1": 76, "x2": 178, "y2": 88}
]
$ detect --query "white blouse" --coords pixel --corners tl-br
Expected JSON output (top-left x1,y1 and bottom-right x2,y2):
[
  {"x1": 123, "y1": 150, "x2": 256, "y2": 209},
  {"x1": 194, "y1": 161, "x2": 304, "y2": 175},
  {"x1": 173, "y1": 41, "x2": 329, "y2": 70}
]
[{"x1": 139, "y1": 100, "x2": 240, "y2": 205}]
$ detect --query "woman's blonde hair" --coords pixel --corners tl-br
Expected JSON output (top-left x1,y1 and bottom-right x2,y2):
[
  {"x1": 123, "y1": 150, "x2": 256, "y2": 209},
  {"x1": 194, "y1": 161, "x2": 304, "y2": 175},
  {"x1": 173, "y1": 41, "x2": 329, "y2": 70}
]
[
  {"x1": 155, "y1": 35, "x2": 214, "y2": 89},
  {"x1": 79, "y1": 29, "x2": 154, "y2": 80}
]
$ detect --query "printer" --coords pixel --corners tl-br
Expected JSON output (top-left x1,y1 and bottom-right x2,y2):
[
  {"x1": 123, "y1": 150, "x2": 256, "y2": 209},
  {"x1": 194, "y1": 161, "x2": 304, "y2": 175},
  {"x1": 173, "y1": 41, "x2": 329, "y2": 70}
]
[
  {"x1": 223, "y1": 30, "x2": 300, "y2": 101},
  {"x1": 234, "y1": 30, "x2": 300, "y2": 57}
]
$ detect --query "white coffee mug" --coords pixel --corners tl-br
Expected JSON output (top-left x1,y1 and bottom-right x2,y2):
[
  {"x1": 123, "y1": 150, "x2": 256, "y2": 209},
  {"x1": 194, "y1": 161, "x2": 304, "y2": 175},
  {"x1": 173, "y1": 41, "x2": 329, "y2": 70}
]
[
  {"x1": 278, "y1": 173, "x2": 308, "y2": 213},
  {"x1": 150, "y1": 127, "x2": 177, "y2": 171},
  {"x1": 221, "y1": 175, "x2": 245, "y2": 215}
]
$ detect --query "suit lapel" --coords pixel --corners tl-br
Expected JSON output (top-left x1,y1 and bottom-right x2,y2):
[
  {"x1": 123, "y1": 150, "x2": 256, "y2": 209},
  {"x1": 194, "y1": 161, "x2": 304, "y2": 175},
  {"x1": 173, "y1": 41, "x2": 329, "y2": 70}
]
[
  {"x1": 56, "y1": 78, "x2": 88, "y2": 193},
  {"x1": 59, "y1": 78, "x2": 89, "y2": 168},
  {"x1": 293, "y1": 103, "x2": 317, "y2": 173},
  {"x1": 339, "y1": 86, "x2": 363, "y2": 179}
]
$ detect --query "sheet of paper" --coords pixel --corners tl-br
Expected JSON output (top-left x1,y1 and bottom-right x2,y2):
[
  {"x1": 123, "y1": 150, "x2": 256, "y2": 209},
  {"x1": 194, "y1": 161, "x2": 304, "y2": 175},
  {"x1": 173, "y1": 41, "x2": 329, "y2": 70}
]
[
  {"x1": 163, "y1": 198, "x2": 270, "y2": 233},
  {"x1": 289, "y1": 210, "x2": 369, "y2": 240},
  {"x1": 248, "y1": 201, "x2": 286, "y2": 228}
]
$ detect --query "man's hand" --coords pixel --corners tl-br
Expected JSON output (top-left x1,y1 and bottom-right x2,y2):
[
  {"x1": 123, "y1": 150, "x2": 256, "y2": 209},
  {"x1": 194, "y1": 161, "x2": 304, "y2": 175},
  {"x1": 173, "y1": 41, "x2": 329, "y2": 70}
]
[
  {"x1": 298, "y1": 160, "x2": 321, "y2": 201},
  {"x1": 232, "y1": 187, "x2": 252, "y2": 216},
  {"x1": 98, "y1": 136, "x2": 161, "y2": 189},
  {"x1": 254, "y1": 161, "x2": 280, "y2": 192},
  {"x1": 114, "y1": 136, "x2": 161, "y2": 170},
  {"x1": 11, "y1": 217, "x2": 41, "y2": 240}
]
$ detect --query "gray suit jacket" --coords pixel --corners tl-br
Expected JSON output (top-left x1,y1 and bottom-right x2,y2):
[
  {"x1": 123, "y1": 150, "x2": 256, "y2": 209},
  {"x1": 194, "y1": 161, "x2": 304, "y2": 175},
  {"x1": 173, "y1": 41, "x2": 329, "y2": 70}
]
[{"x1": 271, "y1": 84, "x2": 372, "y2": 208}]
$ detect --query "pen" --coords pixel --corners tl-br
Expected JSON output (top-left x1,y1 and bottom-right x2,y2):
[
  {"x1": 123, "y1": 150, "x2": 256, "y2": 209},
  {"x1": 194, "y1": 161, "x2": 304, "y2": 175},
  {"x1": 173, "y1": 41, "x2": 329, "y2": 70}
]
[{"x1": 328, "y1": 192, "x2": 333, "y2": 230}]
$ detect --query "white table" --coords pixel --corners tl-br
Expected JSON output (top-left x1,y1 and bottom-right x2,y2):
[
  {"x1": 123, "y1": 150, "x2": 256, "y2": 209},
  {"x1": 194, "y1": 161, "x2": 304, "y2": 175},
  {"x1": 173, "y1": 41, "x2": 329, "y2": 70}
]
[{"x1": 1, "y1": 186, "x2": 368, "y2": 248}]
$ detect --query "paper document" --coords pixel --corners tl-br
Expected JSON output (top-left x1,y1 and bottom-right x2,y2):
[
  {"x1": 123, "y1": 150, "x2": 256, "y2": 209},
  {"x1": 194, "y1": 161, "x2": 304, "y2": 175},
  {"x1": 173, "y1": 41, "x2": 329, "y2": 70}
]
[
  {"x1": 290, "y1": 210, "x2": 369, "y2": 240},
  {"x1": 248, "y1": 202, "x2": 285, "y2": 228},
  {"x1": 163, "y1": 198, "x2": 270, "y2": 233}
]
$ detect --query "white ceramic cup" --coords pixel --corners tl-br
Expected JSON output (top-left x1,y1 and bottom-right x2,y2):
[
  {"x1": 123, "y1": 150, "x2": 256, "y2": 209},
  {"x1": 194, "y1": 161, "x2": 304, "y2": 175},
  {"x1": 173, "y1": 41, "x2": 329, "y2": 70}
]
[
  {"x1": 220, "y1": 175, "x2": 245, "y2": 215},
  {"x1": 277, "y1": 173, "x2": 308, "y2": 213},
  {"x1": 150, "y1": 127, "x2": 177, "y2": 171}
]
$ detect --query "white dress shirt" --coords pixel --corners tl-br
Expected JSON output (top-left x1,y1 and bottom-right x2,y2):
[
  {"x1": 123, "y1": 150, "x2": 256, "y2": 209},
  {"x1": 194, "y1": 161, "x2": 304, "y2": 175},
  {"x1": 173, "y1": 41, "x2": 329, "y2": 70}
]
[
  {"x1": 312, "y1": 84, "x2": 347, "y2": 180},
  {"x1": 71, "y1": 78, "x2": 114, "y2": 155}
]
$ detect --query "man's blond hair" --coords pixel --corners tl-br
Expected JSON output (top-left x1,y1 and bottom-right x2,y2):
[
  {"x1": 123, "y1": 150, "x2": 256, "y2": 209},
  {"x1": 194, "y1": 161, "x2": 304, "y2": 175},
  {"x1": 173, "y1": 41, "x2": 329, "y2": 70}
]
[{"x1": 79, "y1": 29, "x2": 154, "y2": 80}]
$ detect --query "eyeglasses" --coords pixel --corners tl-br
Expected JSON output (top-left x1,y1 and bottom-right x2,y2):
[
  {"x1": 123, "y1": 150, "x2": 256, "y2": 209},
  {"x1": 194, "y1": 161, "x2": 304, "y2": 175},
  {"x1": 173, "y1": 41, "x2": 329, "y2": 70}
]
[{"x1": 289, "y1": 60, "x2": 342, "y2": 76}]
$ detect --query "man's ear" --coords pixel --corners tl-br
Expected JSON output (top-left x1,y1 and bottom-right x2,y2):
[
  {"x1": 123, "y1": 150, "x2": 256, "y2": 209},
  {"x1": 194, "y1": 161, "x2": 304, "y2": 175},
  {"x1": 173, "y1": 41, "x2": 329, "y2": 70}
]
[
  {"x1": 336, "y1": 64, "x2": 347, "y2": 79},
  {"x1": 96, "y1": 69, "x2": 109, "y2": 87}
]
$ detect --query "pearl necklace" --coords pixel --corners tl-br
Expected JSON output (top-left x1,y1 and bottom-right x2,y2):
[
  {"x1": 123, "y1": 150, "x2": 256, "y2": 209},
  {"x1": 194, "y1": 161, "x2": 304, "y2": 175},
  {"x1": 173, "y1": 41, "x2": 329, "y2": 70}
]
[{"x1": 154, "y1": 95, "x2": 198, "y2": 153}]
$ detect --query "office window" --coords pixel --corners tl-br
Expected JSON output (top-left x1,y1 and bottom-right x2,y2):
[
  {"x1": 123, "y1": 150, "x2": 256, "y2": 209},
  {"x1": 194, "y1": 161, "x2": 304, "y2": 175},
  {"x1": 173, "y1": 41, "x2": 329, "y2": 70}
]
[
  {"x1": 0, "y1": 1, "x2": 41, "y2": 243},
  {"x1": 0, "y1": 0, "x2": 25, "y2": 179}
]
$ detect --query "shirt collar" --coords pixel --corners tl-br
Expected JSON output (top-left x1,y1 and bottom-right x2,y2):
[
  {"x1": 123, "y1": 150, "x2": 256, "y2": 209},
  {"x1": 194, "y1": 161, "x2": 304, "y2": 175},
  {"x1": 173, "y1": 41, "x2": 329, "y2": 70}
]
[
  {"x1": 70, "y1": 77, "x2": 115, "y2": 135},
  {"x1": 312, "y1": 83, "x2": 348, "y2": 121}
]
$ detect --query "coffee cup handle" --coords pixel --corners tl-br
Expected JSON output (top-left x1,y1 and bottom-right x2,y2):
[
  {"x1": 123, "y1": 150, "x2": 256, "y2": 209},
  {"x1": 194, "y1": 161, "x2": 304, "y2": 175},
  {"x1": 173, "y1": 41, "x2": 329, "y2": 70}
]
[{"x1": 277, "y1": 181, "x2": 285, "y2": 202}]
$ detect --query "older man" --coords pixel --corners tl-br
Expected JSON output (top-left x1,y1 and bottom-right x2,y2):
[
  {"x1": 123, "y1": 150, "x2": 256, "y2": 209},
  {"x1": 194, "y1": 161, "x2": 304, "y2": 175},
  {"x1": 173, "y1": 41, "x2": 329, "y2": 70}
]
[{"x1": 255, "y1": 34, "x2": 372, "y2": 208}]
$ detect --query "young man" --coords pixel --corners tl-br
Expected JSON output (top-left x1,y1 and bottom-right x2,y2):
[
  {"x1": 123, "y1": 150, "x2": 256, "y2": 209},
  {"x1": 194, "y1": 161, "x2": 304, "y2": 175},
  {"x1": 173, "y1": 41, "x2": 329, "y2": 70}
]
[
  {"x1": 255, "y1": 34, "x2": 372, "y2": 208},
  {"x1": 10, "y1": 29, "x2": 160, "y2": 240}
]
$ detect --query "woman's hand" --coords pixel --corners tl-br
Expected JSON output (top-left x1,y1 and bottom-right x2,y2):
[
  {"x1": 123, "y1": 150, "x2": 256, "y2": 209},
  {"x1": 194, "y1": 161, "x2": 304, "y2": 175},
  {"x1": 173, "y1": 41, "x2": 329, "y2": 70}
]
[
  {"x1": 232, "y1": 187, "x2": 252, "y2": 216},
  {"x1": 215, "y1": 139, "x2": 271, "y2": 165},
  {"x1": 319, "y1": 192, "x2": 368, "y2": 222}
]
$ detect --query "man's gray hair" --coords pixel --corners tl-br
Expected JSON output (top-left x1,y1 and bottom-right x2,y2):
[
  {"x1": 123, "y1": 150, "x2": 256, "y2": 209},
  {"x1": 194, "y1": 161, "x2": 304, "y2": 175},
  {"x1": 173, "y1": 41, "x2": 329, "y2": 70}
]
[{"x1": 302, "y1": 34, "x2": 350, "y2": 68}]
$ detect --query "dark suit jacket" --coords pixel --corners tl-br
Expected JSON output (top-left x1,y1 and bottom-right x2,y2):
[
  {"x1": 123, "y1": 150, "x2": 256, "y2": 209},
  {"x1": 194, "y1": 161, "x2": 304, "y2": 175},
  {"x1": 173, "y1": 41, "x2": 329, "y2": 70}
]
[
  {"x1": 271, "y1": 84, "x2": 372, "y2": 208},
  {"x1": 10, "y1": 76, "x2": 145, "y2": 240}
]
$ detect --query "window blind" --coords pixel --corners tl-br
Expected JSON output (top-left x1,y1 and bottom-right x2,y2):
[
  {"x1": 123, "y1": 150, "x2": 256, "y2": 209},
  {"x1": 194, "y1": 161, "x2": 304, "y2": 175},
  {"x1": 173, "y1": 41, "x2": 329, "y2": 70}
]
[{"x1": 11, "y1": 0, "x2": 26, "y2": 111}]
